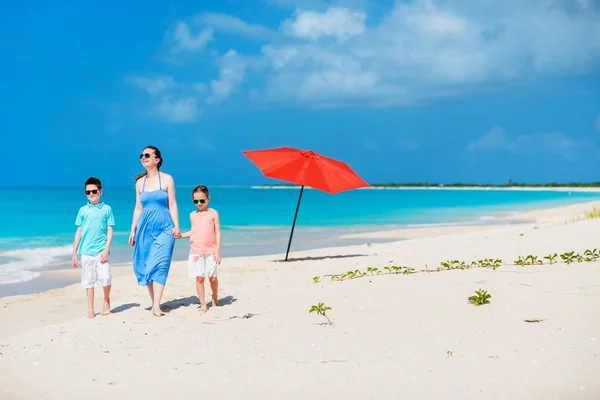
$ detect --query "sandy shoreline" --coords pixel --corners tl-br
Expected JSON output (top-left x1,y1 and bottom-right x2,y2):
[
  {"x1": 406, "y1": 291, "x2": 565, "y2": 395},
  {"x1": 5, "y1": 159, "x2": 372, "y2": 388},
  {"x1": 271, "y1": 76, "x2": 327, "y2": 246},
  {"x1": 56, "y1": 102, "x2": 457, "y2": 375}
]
[{"x1": 1, "y1": 200, "x2": 600, "y2": 399}]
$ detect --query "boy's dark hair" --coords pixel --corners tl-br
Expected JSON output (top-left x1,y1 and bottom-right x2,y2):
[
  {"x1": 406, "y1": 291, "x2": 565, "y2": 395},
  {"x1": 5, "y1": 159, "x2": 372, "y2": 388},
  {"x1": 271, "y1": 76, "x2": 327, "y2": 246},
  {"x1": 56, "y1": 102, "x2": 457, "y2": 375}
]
[
  {"x1": 192, "y1": 185, "x2": 209, "y2": 197},
  {"x1": 84, "y1": 176, "x2": 102, "y2": 189}
]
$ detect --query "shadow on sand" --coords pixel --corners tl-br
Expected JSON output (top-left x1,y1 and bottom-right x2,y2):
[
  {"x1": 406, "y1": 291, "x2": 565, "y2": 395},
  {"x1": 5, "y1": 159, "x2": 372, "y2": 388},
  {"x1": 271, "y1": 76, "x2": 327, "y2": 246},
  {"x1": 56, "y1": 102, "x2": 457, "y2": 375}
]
[
  {"x1": 162, "y1": 295, "x2": 237, "y2": 312},
  {"x1": 273, "y1": 254, "x2": 368, "y2": 263},
  {"x1": 111, "y1": 302, "x2": 140, "y2": 314}
]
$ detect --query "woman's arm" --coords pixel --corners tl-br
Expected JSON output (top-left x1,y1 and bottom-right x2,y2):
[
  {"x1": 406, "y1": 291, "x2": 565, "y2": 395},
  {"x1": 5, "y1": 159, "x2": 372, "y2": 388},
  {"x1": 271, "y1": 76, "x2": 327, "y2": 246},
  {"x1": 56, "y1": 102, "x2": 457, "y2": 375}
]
[
  {"x1": 129, "y1": 180, "x2": 143, "y2": 245},
  {"x1": 165, "y1": 173, "x2": 181, "y2": 236}
]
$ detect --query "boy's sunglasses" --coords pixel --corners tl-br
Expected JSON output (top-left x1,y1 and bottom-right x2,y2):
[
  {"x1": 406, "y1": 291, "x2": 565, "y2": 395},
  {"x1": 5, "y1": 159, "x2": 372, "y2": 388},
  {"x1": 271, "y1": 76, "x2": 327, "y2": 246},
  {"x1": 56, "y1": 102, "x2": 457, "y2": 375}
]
[
  {"x1": 193, "y1": 199, "x2": 207, "y2": 204},
  {"x1": 85, "y1": 190, "x2": 98, "y2": 195},
  {"x1": 140, "y1": 153, "x2": 152, "y2": 159}
]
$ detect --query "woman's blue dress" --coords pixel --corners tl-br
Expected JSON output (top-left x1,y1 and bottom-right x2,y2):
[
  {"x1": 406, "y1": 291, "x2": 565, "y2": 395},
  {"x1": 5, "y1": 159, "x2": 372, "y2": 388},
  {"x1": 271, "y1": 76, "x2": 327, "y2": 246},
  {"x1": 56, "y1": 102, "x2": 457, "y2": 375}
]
[{"x1": 133, "y1": 174, "x2": 175, "y2": 286}]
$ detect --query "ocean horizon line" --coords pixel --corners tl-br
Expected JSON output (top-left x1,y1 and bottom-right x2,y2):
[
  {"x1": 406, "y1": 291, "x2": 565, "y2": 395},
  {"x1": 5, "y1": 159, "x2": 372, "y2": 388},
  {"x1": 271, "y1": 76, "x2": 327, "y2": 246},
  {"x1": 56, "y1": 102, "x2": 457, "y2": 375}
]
[{"x1": 3, "y1": 182, "x2": 600, "y2": 190}]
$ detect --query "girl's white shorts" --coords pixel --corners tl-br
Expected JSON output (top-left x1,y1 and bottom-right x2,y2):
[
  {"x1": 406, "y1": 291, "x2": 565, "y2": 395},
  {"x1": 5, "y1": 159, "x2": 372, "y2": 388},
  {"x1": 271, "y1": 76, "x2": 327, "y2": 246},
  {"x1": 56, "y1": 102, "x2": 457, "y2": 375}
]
[{"x1": 188, "y1": 254, "x2": 217, "y2": 278}]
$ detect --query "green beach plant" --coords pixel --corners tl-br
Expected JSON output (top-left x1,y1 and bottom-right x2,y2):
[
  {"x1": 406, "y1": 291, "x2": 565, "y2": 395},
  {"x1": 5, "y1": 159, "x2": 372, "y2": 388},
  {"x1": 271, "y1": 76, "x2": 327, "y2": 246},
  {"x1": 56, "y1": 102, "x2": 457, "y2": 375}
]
[
  {"x1": 492, "y1": 259, "x2": 503, "y2": 270},
  {"x1": 560, "y1": 251, "x2": 576, "y2": 265},
  {"x1": 543, "y1": 253, "x2": 558, "y2": 264},
  {"x1": 525, "y1": 255, "x2": 543, "y2": 266},
  {"x1": 584, "y1": 249, "x2": 599, "y2": 262},
  {"x1": 309, "y1": 302, "x2": 333, "y2": 325},
  {"x1": 468, "y1": 289, "x2": 492, "y2": 306},
  {"x1": 514, "y1": 256, "x2": 526, "y2": 267},
  {"x1": 402, "y1": 266, "x2": 416, "y2": 275},
  {"x1": 313, "y1": 276, "x2": 320, "y2": 283}
]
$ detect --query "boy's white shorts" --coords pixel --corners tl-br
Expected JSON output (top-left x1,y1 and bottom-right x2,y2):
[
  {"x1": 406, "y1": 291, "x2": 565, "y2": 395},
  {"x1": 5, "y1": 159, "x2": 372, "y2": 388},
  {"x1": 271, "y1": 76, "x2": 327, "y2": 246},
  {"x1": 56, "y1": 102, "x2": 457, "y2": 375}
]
[
  {"x1": 188, "y1": 254, "x2": 218, "y2": 278},
  {"x1": 80, "y1": 254, "x2": 112, "y2": 289}
]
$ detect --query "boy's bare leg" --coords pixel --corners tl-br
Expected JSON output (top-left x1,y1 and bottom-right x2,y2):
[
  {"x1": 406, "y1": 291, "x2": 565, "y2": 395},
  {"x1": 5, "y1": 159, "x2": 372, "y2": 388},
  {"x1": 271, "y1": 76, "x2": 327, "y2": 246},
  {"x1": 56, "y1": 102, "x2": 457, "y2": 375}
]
[
  {"x1": 102, "y1": 285, "x2": 112, "y2": 315},
  {"x1": 86, "y1": 288, "x2": 95, "y2": 318},
  {"x1": 209, "y1": 277, "x2": 219, "y2": 307},
  {"x1": 151, "y1": 282, "x2": 165, "y2": 316},
  {"x1": 196, "y1": 277, "x2": 207, "y2": 312}
]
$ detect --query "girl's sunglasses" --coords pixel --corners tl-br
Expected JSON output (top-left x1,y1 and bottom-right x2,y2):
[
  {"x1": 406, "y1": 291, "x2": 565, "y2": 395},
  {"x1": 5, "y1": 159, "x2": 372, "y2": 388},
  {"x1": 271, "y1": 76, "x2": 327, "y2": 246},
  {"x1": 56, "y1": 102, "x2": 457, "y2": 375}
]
[
  {"x1": 193, "y1": 199, "x2": 206, "y2": 204},
  {"x1": 85, "y1": 190, "x2": 98, "y2": 195}
]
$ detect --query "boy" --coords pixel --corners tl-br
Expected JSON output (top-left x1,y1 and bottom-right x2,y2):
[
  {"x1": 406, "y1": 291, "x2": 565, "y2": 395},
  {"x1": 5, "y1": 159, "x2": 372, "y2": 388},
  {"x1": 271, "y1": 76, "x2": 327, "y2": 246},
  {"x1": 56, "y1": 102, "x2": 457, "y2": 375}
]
[{"x1": 71, "y1": 176, "x2": 115, "y2": 318}]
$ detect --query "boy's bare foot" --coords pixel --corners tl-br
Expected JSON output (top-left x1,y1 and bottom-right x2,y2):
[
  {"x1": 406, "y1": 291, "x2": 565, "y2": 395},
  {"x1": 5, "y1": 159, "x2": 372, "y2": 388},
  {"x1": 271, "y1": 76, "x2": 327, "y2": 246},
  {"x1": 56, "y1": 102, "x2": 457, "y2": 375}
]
[
  {"x1": 101, "y1": 299, "x2": 111, "y2": 316},
  {"x1": 87, "y1": 310, "x2": 95, "y2": 319}
]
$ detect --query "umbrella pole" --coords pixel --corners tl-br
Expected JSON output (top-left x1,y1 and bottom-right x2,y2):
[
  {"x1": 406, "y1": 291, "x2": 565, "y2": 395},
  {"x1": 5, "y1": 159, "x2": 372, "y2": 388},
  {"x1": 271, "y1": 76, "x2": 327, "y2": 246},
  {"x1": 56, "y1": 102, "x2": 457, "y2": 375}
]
[{"x1": 285, "y1": 185, "x2": 304, "y2": 261}]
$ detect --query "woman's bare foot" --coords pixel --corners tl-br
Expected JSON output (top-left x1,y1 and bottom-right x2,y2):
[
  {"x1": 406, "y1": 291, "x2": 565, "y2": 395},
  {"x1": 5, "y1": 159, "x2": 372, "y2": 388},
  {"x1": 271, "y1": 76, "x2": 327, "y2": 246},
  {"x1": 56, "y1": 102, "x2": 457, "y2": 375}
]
[
  {"x1": 101, "y1": 299, "x2": 111, "y2": 316},
  {"x1": 152, "y1": 308, "x2": 165, "y2": 317}
]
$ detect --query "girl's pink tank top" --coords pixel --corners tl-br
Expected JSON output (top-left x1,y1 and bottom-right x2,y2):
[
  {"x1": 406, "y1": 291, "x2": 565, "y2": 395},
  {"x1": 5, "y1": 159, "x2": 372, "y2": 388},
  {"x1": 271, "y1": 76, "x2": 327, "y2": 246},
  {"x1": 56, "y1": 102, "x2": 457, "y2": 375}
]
[{"x1": 189, "y1": 208, "x2": 217, "y2": 254}]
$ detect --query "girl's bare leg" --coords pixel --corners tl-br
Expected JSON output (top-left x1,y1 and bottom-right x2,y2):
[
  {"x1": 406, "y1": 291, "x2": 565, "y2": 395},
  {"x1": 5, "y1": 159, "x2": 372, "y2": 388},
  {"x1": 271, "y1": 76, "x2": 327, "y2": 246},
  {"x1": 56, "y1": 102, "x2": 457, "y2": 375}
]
[
  {"x1": 196, "y1": 277, "x2": 207, "y2": 312},
  {"x1": 209, "y1": 277, "x2": 219, "y2": 307}
]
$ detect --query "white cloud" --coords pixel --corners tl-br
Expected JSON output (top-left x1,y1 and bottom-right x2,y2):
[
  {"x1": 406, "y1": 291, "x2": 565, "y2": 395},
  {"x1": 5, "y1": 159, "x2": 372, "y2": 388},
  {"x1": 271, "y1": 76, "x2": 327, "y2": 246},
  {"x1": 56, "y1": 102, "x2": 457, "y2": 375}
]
[
  {"x1": 281, "y1": 7, "x2": 366, "y2": 40},
  {"x1": 467, "y1": 126, "x2": 579, "y2": 159},
  {"x1": 255, "y1": 0, "x2": 600, "y2": 106},
  {"x1": 125, "y1": 76, "x2": 176, "y2": 94},
  {"x1": 195, "y1": 12, "x2": 276, "y2": 40},
  {"x1": 171, "y1": 22, "x2": 213, "y2": 53},
  {"x1": 152, "y1": 95, "x2": 201, "y2": 123},
  {"x1": 207, "y1": 50, "x2": 246, "y2": 103},
  {"x1": 129, "y1": 1, "x2": 600, "y2": 114}
]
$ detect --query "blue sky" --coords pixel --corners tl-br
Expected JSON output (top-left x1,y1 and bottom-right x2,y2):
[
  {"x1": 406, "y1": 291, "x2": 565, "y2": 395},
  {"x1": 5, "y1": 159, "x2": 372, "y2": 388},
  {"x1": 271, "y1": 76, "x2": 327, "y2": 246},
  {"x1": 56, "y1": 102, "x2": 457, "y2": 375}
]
[{"x1": 2, "y1": 0, "x2": 600, "y2": 187}]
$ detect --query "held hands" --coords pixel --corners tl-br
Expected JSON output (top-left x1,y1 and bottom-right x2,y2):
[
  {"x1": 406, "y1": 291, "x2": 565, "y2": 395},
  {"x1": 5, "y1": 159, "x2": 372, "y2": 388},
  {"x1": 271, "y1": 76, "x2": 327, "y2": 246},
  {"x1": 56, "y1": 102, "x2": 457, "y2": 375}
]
[{"x1": 172, "y1": 227, "x2": 181, "y2": 239}]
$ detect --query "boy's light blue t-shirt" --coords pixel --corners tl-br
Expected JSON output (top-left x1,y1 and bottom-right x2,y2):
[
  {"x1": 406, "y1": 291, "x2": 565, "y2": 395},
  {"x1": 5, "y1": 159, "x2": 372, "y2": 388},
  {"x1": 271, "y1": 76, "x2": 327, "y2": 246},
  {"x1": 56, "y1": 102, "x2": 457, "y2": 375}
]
[{"x1": 75, "y1": 202, "x2": 115, "y2": 256}]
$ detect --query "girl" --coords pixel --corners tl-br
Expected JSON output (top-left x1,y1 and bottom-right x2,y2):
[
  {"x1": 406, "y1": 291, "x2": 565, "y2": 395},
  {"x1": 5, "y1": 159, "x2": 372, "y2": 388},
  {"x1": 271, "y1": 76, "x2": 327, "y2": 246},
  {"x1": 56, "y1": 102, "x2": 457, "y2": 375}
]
[
  {"x1": 179, "y1": 185, "x2": 222, "y2": 312},
  {"x1": 129, "y1": 145, "x2": 181, "y2": 317}
]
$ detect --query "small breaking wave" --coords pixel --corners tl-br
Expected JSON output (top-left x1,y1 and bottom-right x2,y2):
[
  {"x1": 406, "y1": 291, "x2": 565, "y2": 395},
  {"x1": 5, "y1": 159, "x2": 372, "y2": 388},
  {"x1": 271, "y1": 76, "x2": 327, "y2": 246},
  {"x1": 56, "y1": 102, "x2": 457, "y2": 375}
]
[{"x1": 0, "y1": 245, "x2": 72, "y2": 285}]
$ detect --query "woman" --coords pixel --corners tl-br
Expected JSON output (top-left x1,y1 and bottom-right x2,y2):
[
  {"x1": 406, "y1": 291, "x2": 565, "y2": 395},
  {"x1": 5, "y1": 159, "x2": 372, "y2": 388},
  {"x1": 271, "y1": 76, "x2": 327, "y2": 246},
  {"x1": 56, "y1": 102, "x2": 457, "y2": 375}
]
[{"x1": 129, "y1": 145, "x2": 181, "y2": 316}]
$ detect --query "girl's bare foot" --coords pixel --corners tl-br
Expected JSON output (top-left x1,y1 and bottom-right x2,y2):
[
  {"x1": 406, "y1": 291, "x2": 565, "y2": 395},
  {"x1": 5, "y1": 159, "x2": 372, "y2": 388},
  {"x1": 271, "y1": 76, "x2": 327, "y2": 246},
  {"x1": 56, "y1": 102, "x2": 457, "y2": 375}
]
[
  {"x1": 87, "y1": 310, "x2": 95, "y2": 319},
  {"x1": 212, "y1": 295, "x2": 219, "y2": 307},
  {"x1": 101, "y1": 299, "x2": 111, "y2": 316},
  {"x1": 199, "y1": 306, "x2": 208, "y2": 313}
]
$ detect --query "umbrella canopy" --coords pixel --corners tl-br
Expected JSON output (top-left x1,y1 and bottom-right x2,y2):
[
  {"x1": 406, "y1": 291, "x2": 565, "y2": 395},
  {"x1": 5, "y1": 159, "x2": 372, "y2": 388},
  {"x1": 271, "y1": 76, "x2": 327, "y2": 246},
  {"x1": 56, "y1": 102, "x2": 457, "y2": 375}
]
[{"x1": 242, "y1": 146, "x2": 370, "y2": 260}]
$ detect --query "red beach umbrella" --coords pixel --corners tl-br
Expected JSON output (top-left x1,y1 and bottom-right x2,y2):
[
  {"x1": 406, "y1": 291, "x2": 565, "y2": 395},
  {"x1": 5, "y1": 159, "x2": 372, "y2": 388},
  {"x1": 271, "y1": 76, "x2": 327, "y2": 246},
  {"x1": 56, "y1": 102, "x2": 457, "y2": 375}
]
[{"x1": 242, "y1": 146, "x2": 371, "y2": 261}]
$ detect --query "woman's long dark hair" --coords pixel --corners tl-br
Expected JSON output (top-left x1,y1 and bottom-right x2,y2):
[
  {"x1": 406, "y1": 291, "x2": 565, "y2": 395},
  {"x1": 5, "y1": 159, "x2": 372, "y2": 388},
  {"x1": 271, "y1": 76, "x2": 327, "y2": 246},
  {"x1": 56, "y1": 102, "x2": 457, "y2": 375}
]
[{"x1": 134, "y1": 145, "x2": 163, "y2": 182}]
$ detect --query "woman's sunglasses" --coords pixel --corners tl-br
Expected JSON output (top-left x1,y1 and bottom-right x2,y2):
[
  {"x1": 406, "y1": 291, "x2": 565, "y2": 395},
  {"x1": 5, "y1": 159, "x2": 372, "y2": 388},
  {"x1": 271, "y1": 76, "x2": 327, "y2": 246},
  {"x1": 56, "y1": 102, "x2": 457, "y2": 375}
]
[
  {"x1": 193, "y1": 199, "x2": 206, "y2": 204},
  {"x1": 140, "y1": 153, "x2": 152, "y2": 159},
  {"x1": 85, "y1": 190, "x2": 98, "y2": 195}
]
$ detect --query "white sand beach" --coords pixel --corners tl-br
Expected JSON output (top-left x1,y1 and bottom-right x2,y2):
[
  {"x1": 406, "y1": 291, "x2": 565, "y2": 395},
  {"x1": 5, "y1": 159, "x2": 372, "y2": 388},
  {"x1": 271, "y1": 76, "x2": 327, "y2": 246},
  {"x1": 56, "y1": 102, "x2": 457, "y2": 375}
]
[{"x1": 1, "y1": 201, "x2": 600, "y2": 399}]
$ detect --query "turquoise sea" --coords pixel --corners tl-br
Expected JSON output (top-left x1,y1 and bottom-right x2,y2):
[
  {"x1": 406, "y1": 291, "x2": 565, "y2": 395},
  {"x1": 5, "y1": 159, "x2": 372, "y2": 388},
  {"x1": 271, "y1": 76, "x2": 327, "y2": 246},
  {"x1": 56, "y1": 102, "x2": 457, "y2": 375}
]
[{"x1": 1, "y1": 186, "x2": 599, "y2": 285}]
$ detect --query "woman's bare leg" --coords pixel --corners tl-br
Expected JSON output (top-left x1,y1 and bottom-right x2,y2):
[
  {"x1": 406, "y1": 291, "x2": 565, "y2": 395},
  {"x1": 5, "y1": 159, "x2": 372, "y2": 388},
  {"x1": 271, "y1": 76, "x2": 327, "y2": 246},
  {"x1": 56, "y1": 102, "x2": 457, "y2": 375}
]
[
  {"x1": 151, "y1": 282, "x2": 165, "y2": 316},
  {"x1": 146, "y1": 282, "x2": 154, "y2": 306}
]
